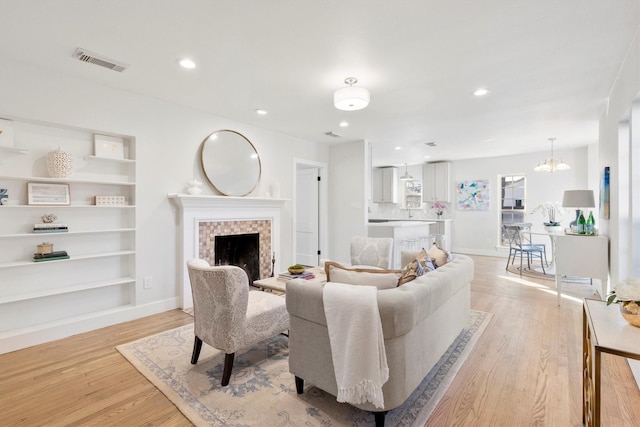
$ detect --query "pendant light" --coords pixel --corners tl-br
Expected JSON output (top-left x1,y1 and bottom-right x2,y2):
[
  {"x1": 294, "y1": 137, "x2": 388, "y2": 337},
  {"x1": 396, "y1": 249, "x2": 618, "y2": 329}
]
[
  {"x1": 399, "y1": 163, "x2": 413, "y2": 180},
  {"x1": 534, "y1": 137, "x2": 570, "y2": 172}
]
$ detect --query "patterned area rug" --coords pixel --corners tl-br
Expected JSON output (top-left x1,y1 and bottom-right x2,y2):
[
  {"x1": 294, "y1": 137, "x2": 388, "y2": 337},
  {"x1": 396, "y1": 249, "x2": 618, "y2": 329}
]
[{"x1": 117, "y1": 310, "x2": 491, "y2": 427}]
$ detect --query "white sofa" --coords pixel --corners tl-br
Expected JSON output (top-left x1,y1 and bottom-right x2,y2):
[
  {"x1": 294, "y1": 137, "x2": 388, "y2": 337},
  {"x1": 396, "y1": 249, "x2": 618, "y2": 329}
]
[{"x1": 285, "y1": 253, "x2": 473, "y2": 426}]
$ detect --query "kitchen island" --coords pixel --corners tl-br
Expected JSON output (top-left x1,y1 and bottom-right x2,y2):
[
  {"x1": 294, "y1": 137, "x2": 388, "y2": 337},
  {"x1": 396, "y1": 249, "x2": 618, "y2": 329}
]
[{"x1": 368, "y1": 221, "x2": 435, "y2": 269}]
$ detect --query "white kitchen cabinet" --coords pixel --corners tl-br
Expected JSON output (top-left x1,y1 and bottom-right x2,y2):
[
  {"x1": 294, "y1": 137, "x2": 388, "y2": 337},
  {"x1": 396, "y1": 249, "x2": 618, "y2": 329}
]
[
  {"x1": 422, "y1": 162, "x2": 451, "y2": 202},
  {"x1": 372, "y1": 167, "x2": 398, "y2": 203},
  {"x1": 0, "y1": 118, "x2": 136, "y2": 344}
]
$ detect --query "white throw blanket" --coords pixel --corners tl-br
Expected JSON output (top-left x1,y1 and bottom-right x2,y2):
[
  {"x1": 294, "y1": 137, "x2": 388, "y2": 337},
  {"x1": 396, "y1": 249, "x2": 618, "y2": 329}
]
[{"x1": 322, "y1": 282, "x2": 389, "y2": 409}]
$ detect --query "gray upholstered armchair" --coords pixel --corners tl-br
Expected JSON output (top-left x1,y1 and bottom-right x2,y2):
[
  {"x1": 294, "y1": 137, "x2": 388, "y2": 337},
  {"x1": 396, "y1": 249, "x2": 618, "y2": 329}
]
[
  {"x1": 350, "y1": 236, "x2": 394, "y2": 269},
  {"x1": 186, "y1": 259, "x2": 289, "y2": 386}
]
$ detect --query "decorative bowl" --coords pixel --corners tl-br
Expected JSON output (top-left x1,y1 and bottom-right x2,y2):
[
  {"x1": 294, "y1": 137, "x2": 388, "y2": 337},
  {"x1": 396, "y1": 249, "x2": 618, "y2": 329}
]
[{"x1": 288, "y1": 265, "x2": 305, "y2": 274}]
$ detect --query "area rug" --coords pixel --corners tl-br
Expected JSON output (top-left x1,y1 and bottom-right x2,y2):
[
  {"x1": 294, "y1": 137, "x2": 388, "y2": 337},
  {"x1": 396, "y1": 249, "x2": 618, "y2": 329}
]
[{"x1": 117, "y1": 310, "x2": 491, "y2": 427}]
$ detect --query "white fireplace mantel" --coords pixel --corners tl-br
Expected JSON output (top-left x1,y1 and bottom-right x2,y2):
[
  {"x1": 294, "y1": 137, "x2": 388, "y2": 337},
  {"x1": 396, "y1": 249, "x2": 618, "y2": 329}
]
[{"x1": 168, "y1": 193, "x2": 289, "y2": 308}]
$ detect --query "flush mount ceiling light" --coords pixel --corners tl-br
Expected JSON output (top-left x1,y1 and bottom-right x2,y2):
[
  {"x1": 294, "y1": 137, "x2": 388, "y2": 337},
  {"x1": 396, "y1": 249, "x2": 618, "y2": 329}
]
[
  {"x1": 399, "y1": 163, "x2": 413, "y2": 180},
  {"x1": 255, "y1": 109, "x2": 268, "y2": 115},
  {"x1": 534, "y1": 137, "x2": 570, "y2": 172},
  {"x1": 334, "y1": 77, "x2": 370, "y2": 111},
  {"x1": 474, "y1": 88, "x2": 489, "y2": 96}
]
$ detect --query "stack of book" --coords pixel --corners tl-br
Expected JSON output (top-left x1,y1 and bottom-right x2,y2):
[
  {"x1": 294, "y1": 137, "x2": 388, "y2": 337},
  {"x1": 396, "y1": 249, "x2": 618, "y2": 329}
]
[
  {"x1": 33, "y1": 251, "x2": 70, "y2": 262},
  {"x1": 278, "y1": 271, "x2": 315, "y2": 281},
  {"x1": 33, "y1": 223, "x2": 68, "y2": 233}
]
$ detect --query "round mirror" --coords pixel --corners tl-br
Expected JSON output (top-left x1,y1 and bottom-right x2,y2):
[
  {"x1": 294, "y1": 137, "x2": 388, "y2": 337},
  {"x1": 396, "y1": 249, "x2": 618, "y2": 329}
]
[{"x1": 200, "y1": 130, "x2": 261, "y2": 196}]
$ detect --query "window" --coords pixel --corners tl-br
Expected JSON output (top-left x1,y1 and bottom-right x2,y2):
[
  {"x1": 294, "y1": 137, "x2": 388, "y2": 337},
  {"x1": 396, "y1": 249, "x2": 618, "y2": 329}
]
[{"x1": 500, "y1": 175, "x2": 526, "y2": 245}]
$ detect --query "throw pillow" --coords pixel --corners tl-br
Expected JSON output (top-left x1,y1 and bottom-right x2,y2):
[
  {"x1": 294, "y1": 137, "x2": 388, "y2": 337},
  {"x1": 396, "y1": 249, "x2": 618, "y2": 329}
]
[
  {"x1": 324, "y1": 261, "x2": 401, "y2": 290},
  {"x1": 427, "y1": 243, "x2": 450, "y2": 268},
  {"x1": 398, "y1": 248, "x2": 432, "y2": 286}
]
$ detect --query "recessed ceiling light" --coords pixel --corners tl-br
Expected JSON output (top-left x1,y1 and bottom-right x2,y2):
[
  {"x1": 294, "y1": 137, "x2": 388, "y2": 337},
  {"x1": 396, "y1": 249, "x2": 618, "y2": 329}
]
[
  {"x1": 474, "y1": 88, "x2": 489, "y2": 96},
  {"x1": 394, "y1": 146, "x2": 402, "y2": 150},
  {"x1": 255, "y1": 109, "x2": 267, "y2": 115},
  {"x1": 424, "y1": 155, "x2": 430, "y2": 159},
  {"x1": 339, "y1": 121, "x2": 349, "y2": 127},
  {"x1": 178, "y1": 58, "x2": 196, "y2": 69}
]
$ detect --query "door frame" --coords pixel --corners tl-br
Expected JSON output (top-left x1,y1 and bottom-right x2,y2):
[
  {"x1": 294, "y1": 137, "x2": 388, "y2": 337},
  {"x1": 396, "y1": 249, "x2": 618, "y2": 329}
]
[{"x1": 293, "y1": 158, "x2": 328, "y2": 266}]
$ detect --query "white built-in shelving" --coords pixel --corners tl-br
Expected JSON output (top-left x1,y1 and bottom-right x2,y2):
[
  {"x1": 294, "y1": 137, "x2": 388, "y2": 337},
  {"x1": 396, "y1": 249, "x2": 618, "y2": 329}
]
[{"x1": 0, "y1": 117, "x2": 136, "y2": 341}]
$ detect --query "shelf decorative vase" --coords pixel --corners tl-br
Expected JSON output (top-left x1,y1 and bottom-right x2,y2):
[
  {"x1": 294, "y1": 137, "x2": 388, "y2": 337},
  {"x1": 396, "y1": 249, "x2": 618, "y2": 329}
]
[
  {"x1": 620, "y1": 301, "x2": 640, "y2": 328},
  {"x1": 47, "y1": 147, "x2": 74, "y2": 178}
]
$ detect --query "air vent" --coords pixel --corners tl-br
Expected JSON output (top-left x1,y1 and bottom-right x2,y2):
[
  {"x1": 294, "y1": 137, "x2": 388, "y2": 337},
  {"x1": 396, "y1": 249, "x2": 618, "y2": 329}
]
[
  {"x1": 324, "y1": 131, "x2": 342, "y2": 138},
  {"x1": 425, "y1": 141, "x2": 437, "y2": 147},
  {"x1": 73, "y1": 48, "x2": 129, "y2": 72}
]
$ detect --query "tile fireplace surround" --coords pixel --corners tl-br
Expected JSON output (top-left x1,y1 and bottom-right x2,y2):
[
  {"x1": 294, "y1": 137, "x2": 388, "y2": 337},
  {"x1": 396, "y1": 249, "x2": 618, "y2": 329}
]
[{"x1": 168, "y1": 194, "x2": 287, "y2": 308}]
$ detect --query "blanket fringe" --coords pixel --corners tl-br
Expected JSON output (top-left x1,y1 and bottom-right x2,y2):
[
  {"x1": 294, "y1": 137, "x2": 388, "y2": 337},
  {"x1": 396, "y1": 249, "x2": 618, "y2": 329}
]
[{"x1": 336, "y1": 378, "x2": 386, "y2": 409}]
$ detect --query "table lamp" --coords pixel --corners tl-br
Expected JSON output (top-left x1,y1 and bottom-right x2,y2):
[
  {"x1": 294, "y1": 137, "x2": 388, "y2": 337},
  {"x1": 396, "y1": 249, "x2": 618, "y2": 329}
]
[{"x1": 562, "y1": 190, "x2": 595, "y2": 229}]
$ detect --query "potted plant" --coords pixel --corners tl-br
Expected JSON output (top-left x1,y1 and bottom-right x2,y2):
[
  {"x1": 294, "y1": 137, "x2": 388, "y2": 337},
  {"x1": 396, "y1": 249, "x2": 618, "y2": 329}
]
[
  {"x1": 606, "y1": 278, "x2": 640, "y2": 327},
  {"x1": 531, "y1": 202, "x2": 564, "y2": 231}
]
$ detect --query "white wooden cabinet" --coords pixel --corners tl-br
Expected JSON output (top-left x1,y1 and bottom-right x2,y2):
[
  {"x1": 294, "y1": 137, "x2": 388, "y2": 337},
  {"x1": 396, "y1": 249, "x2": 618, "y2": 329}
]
[
  {"x1": 372, "y1": 167, "x2": 398, "y2": 203},
  {"x1": 555, "y1": 234, "x2": 608, "y2": 305},
  {"x1": 422, "y1": 162, "x2": 451, "y2": 202},
  {"x1": 0, "y1": 118, "x2": 136, "y2": 340}
]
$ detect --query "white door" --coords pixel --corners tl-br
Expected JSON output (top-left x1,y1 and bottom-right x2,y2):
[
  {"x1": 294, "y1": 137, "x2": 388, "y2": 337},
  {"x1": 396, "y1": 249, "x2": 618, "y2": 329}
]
[{"x1": 296, "y1": 167, "x2": 319, "y2": 266}]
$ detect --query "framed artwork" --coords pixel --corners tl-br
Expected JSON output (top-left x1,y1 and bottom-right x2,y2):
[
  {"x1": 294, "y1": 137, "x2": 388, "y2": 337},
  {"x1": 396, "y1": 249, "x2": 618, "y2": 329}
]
[
  {"x1": 456, "y1": 180, "x2": 490, "y2": 211},
  {"x1": 94, "y1": 134, "x2": 124, "y2": 159},
  {"x1": 27, "y1": 182, "x2": 71, "y2": 205},
  {"x1": 600, "y1": 166, "x2": 610, "y2": 219}
]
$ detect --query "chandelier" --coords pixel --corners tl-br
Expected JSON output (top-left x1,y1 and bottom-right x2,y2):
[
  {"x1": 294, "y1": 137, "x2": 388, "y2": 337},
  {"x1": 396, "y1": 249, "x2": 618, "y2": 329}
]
[
  {"x1": 534, "y1": 137, "x2": 570, "y2": 172},
  {"x1": 334, "y1": 77, "x2": 370, "y2": 111}
]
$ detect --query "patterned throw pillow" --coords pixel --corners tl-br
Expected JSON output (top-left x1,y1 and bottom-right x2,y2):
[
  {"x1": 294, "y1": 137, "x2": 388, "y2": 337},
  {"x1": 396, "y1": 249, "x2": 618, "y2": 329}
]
[
  {"x1": 324, "y1": 261, "x2": 402, "y2": 290},
  {"x1": 427, "y1": 243, "x2": 450, "y2": 268},
  {"x1": 398, "y1": 248, "x2": 432, "y2": 286}
]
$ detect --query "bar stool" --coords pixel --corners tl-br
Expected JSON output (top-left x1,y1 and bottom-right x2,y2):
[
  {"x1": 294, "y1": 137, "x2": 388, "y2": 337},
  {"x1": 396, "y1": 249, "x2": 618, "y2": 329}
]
[
  {"x1": 419, "y1": 235, "x2": 434, "y2": 249},
  {"x1": 432, "y1": 234, "x2": 446, "y2": 249},
  {"x1": 400, "y1": 239, "x2": 419, "y2": 252}
]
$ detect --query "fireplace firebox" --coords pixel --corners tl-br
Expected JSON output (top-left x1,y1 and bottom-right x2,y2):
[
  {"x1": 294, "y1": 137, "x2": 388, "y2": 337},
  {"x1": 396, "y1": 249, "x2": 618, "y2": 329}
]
[{"x1": 214, "y1": 233, "x2": 260, "y2": 282}]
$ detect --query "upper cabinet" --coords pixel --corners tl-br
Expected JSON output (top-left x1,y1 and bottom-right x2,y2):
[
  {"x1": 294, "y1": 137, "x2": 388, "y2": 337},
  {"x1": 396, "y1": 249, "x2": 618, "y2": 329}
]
[
  {"x1": 372, "y1": 167, "x2": 398, "y2": 203},
  {"x1": 422, "y1": 162, "x2": 451, "y2": 202}
]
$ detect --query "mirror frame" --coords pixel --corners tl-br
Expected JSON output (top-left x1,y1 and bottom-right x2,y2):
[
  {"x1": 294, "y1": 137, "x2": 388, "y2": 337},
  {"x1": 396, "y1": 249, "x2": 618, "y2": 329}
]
[{"x1": 200, "y1": 129, "x2": 262, "y2": 196}]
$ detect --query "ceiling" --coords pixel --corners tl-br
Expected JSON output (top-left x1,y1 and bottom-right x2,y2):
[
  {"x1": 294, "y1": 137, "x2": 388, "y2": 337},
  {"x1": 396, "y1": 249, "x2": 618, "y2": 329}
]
[{"x1": 0, "y1": 1, "x2": 638, "y2": 167}]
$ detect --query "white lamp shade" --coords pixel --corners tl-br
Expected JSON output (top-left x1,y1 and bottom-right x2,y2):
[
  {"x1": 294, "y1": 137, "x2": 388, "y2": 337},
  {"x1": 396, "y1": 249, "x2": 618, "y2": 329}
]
[
  {"x1": 334, "y1": 86, "x2": 370, "y2": 111},
  {"x1": 562, "y1": 190, "x2": 595, "y2": 208}
]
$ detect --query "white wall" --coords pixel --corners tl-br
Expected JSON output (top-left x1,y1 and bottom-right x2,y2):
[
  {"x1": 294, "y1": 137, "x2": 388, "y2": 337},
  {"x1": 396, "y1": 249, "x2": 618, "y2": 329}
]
[
  {"x1": 0, "y1": 61, "x2": 329, "y2": 348},
  {"x1": 450, "y1": 147, "x2": 589, "y2": 256},
  {"x1": 328, "y1": 140, "x2": 368, "y2": 264},
  {"x1": 598, "y1": 23, "x2": 640, "y2": 384}
]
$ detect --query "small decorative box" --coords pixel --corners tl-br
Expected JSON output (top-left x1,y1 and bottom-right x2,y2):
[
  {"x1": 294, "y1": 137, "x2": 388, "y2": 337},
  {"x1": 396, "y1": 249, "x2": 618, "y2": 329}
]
[
  {"x1": 95, "y1": 195, "x2": 126, "y2": 206},
  {"x1": 37, "y1": 242, "x2": 54, "y2": 254}
]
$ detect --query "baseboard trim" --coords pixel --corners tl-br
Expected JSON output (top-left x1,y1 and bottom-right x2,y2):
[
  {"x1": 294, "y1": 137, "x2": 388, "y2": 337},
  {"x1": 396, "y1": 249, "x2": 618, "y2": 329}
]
[{"x1": 0, "y1": 298, "x2": 180, "y2": 354}]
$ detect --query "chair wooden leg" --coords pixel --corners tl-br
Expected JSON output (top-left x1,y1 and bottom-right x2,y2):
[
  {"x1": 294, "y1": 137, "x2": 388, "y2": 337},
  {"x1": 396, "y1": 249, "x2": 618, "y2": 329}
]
[
  {"x1": 221, "y1": 353, "x2": 235, "y2": 386},
  {"x1": 295, "y1": 376, "x2": 304, "y2": 394},
  {"x1": 191, "y1": 336, "x2": 203, "y2": 364},
  {"x1": 374, "y1": 411, "x2": 387, "y2": 427}
]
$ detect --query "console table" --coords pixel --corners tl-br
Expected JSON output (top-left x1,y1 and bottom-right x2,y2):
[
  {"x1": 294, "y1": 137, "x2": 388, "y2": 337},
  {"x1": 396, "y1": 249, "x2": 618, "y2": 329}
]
[
  {"x1": 583, "y1": 299, "x2": 640, "y2": 426},
  {"x1": 555, "y1": 234, "x2": 608, "y2": 305}
]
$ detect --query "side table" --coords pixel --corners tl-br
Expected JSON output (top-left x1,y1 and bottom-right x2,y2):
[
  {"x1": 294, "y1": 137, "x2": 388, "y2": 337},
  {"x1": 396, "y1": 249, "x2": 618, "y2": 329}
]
[{"x1": 583, "y1": 299, "x2": 640, "y2": 426}]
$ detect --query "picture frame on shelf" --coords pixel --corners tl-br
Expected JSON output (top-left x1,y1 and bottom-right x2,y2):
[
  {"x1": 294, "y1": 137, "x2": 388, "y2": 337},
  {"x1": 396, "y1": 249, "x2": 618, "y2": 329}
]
[
  {"x1": 94, "y1": 134, "x2": 124, "y2": 159},
  {"x1": 27, "y1": 182, "x2": 71, "y2": 206}
]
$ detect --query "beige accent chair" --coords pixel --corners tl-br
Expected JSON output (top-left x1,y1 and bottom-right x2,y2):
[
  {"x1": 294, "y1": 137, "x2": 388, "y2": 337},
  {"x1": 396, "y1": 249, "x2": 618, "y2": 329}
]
[
  {"x1": 187, "y1": 259, "x2": 289, "y2": 386},
  {"x1": 350, "y1": 236, "x2": 394, "y2": 269}
]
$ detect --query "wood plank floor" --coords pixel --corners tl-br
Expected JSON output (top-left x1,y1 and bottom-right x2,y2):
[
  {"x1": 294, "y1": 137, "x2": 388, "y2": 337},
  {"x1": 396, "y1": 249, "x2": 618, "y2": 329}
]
[{"x1": 1, "y1": 255, "x2": 639, "y2": 426}]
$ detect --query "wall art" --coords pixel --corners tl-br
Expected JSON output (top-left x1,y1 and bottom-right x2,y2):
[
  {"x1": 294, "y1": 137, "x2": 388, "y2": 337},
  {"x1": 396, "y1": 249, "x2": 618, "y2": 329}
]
[{"x1": 456, "y1": 180, "x2": 489, "y2": 211}]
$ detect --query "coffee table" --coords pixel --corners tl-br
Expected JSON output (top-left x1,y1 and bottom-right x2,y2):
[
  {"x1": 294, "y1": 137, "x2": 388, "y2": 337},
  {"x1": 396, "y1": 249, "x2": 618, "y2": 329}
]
[{"x1": 253, "y1": 266, "x2": 326, "y2": 293}]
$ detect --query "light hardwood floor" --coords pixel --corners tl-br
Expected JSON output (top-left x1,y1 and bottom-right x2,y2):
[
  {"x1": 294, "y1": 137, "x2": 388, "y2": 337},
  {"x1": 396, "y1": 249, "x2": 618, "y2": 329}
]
[{"x1": 1, "y1": 255, "x2": 639, "y2": 426}]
